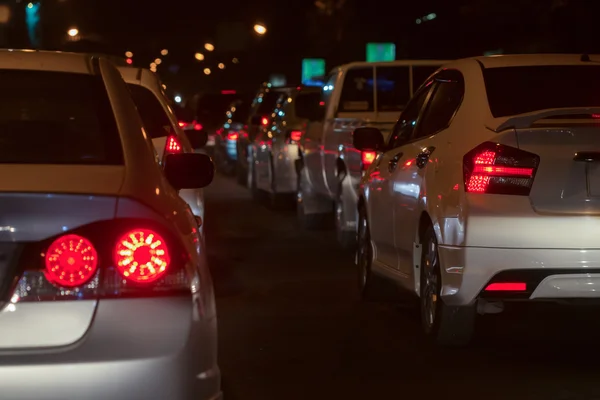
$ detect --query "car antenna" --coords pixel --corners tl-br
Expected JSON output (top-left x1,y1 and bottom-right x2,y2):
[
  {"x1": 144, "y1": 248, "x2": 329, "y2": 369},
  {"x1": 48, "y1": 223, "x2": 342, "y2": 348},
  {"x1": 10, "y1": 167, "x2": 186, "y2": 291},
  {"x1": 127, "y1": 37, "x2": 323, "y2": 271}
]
[{"x1": 581, "y1": 53, "x2": 591, "y2": 62}]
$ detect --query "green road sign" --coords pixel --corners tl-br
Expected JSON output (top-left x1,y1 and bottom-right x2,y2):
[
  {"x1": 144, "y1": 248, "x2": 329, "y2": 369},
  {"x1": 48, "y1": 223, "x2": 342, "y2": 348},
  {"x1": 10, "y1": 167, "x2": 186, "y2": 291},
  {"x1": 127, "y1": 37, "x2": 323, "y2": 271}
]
[
  {"x1": 302, "y1": 59, "x2": 326, "y2": 85},
  {"x1": 366, "y1": 43, "x2": 395, "y2": 62}
]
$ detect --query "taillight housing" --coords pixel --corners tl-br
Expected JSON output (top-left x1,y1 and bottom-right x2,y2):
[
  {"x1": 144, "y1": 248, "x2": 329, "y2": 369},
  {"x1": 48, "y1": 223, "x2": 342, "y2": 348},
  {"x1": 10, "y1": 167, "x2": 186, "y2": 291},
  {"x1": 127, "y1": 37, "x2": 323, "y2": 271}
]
[
  {"x1": 261, "y1": 116, "x2": 269, "y2": 126},
  {"x1": 361, "y1": 151, "x2": 377, "y2": 170},
  {"x1": 288, "y1": 130, "x2": 302, "y2": 143},
  {"x1": 8, "y1": 219, "x2": 195, "y2": 304},
  {"x1": 227, "y1": 132, "x2": 239, "y2": 141},
  {"x1": 463, "y1": 142, "x2": 539, "y2": 195},
  {"x1": 165, "y1": 135, "x2": 182, "y2": 154}
]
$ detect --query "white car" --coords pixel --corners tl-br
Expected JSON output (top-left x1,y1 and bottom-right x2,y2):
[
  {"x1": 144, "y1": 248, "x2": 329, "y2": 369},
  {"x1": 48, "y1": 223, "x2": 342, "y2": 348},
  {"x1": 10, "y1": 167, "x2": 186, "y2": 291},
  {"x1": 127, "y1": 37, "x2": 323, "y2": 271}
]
[
  {"x1": 354, "y1": 54, "x2": 600, "y2": 346},
  {"x1": 0, "y1": 50, "x2": 221, "y2": 399},
  {"x1": 118, "y1": 66, "x2": 208, "y2": 235}
]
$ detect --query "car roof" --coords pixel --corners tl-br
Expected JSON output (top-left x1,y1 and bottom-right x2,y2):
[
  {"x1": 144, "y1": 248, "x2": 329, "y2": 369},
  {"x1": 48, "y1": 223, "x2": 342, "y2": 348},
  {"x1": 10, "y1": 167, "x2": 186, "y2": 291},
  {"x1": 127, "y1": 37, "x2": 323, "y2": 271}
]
[
  {"x1": 463, "y1": 53, "x2": 600, "y2": 69},
  {"x1": 0, "y1": 49, "x2": 98, "y2": 74}
]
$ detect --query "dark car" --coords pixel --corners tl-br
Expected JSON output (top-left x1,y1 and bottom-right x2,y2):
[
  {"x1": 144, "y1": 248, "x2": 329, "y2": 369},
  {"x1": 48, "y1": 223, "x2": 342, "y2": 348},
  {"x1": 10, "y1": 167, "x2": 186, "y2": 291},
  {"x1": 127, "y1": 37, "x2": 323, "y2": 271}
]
[{"x1": 213, "y1": 97, "x2": 252, "y2": 174}]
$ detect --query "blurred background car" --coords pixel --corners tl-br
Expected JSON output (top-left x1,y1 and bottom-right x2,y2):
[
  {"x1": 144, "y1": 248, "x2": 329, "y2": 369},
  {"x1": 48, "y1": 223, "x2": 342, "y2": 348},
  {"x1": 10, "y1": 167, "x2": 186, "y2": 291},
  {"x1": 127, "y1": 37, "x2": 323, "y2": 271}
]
[
  {"x1": 213, "y1": 96, "x2": 252, "y2": 175},
  {"x1": 248, "y1": 86, "x2": 323, "y2": 206}
]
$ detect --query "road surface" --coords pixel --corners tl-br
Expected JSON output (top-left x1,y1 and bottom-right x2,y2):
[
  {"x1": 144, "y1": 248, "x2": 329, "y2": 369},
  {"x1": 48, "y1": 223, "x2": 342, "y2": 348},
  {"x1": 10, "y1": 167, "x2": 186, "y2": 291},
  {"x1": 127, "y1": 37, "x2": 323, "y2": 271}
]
[{"x1": 205, "y1": 174, "x2": 600, "y2": 400}]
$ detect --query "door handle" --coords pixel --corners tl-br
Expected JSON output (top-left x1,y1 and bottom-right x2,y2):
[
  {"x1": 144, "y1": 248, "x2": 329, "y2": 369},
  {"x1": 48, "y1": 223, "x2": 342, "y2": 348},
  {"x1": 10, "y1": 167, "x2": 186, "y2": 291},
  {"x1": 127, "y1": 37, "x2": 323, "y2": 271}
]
[
  {"x1": 416, "y1": 146, "x2": 436, "y2": 169},
  {"x1": 388, "y1": 152, "x2": 403, "y2": 172}
]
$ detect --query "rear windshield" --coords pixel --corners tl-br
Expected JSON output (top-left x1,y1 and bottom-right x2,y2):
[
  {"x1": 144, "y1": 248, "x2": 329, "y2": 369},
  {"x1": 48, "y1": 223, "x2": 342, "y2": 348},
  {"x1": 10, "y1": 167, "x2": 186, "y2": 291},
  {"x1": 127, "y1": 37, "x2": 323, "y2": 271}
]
[
  {"x1": 128, "y1": 84, "x2": 172, "y2": 139},
  {"x1": 253, "y1": 90, "x2": 282, "y2": 116},
  {"x1": 338, "y1": 66, "x2": 412, "y2": 113},
  {"x1": 196, "y1": 93, "x2": 242, "y2": 128},
  {"x1": 0, "y1": 70, "x2": 122, "y2": 165},
  {"x1": 483, "y1": 65, "x2": 600, "y2": 118}
]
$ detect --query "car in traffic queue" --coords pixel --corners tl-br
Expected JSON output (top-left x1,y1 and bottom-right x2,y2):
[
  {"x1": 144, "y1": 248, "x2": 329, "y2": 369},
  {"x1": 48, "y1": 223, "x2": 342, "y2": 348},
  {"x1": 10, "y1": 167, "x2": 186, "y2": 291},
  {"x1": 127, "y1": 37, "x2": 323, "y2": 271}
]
[
  {"x1": 296, "y1": 60, "x2": 450, "y2": 248},
  {"x1": 118, "y1": 66, "x2": 210, "y2": 236},
  {"x1": 0, "y1": 50, "x2": 221, "y2": 400},
  {"x1": 353, "y1": 53, "x2": 600, "y2": 347},
  {"x1": 213, "y1": 97, "x2": 252, "y2": 175},
  {"x1": 248, "y1": 86, "x2": 323, "y2": 206},
  {"x1": 235, "y1": 84, "x2": 300, "y2": 186}
]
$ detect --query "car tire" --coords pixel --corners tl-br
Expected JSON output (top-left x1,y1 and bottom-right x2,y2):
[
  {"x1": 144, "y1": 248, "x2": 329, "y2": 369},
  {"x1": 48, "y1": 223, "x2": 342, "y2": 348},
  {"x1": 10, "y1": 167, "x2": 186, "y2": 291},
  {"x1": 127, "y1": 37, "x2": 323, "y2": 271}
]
[
  {"x1": 420, "y1": 225, "x2": 475, "y2": 347},
  {"x1": 357, "y1": 206, "x2": 392, "y2": 301},
  {"x1": 335, "y1": 189, "x2": 356, "y2": 250}
]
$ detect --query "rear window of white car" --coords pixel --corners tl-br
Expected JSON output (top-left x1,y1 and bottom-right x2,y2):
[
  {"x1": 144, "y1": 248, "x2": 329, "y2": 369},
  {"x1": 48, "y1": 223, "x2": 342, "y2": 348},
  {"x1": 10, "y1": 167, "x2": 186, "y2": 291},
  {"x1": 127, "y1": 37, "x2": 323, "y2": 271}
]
[
  {"x1": 0, "y1": 70, "x2": 122, "y2": 165},
  {"x1": 127, "y1": 84, "x2": 172, "y2": 138},
  {"x1": 483, "y1": 65, "x2": 600, "y2": 118}
]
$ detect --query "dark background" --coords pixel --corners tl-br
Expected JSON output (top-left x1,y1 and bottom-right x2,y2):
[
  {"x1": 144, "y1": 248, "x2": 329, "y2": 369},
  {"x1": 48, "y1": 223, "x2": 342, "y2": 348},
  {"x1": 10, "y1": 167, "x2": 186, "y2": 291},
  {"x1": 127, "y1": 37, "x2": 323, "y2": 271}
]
[{"x1": 2, "y1": 0, "x2": 599, "y2": 99}]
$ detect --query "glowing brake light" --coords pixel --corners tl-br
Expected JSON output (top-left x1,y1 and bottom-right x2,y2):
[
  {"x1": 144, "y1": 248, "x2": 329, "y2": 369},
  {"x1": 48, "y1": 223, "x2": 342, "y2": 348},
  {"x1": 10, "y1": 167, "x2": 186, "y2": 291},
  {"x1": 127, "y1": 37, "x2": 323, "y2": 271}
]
[
  {"x1": 178, "y1": 121, "x2": 187, "y2": 128},
  {"x1": 261, "y1": 117, "x2": 269, "y2": 126},
  {"x1": 227, "y1": 132, "x2": 239, "y2": 141},
  {"x1": 485, "y1": 282, "x2": 527, "y2": 291},
  {"x1": 361, "y1": 151, "x2": 377, "y2": 169},
  {"x1": 114, "y1": 229, "x2": 171, "y2": 283},
  {"x1": 166, "y1": 135, "x2": 182, "y2": 153},
  {"x1": 463, "y1": 142, "x2": 539, "y2": 195},
  {"x1": 45, "y1": 234, "x2": 99, "y2": 288},
  {"x1": 194, "y1": 123, "x2": 203, "y2": 131},
  {"x1": 289, "y1": 130, "x2": 302, "y2": 142}
]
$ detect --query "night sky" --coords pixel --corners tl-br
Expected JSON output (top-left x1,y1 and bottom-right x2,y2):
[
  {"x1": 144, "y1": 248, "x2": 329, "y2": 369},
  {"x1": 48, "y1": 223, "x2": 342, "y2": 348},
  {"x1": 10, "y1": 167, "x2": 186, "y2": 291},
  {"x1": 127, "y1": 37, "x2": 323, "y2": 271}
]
[{"x1": 4, "y1": 0, "x2": 600, "y2": 98}]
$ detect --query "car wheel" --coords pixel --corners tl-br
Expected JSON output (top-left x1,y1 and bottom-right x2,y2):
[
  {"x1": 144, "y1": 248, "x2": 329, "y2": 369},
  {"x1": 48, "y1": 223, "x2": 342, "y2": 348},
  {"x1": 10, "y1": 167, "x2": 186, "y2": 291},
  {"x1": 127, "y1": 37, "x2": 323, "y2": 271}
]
[
  {"x1": 335, "y1": 188, "x2": 356, "y2": 250},
  {"x1": 420, "y1": 225, "x2": 475, "y2": 347},
  {"x1": 357, "y1": 206, "x2": 389, "y2": 301}
]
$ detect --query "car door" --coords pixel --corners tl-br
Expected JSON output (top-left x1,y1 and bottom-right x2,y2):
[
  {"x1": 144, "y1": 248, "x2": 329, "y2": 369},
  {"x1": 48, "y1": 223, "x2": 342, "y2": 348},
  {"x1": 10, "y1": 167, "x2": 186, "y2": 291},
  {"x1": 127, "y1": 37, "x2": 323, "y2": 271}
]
[
  {"x1": 392, "y1": 70, "x2": 465, "y2": 276},
  {"x1": 368, "y1": 82, "x2": 435, "y2": 269}
]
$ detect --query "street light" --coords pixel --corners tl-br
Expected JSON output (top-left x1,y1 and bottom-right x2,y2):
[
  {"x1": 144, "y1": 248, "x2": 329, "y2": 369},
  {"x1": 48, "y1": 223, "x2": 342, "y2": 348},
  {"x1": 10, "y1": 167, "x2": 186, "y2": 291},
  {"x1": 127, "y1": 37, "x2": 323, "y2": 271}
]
[
  {"x1": 253, "y1": 23, "x2": 267, "y2": 35},
  {"x1": 218, "y1": 63, "x2": 225, "y2": 70},
  {"x1": 203, "y1": 68, "x2": 211, "y2": 75},
  {"x1": 155, "y1": 58, "x2": 162, "y2": 65},
  {"x1": 125, "y1": 51, "x2": 133, "y2": 58},
  {"x1": 204, "y1": 43, "x2": 214, "y2": 52},
  {"x1": 232, "y1": 58, "x2": 239, "y2": 64},
  {"x1": 161, "y1": 49, "x2": 168, "y2": 56},
  {"x1": 194, "y1": 52, "x2": 205, "y2": 61},
  {"x1": 174, "y1": 95, "x2": 182, "y2": 103},
  {"x1": 67, "y1": 27, "x2": 79, "y2": 37}
]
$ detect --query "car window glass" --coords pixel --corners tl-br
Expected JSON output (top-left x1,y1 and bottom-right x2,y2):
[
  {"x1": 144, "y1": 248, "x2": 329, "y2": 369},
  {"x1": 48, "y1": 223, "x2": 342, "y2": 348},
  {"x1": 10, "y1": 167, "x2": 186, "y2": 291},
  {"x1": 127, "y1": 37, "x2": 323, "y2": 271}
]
[
  {"x1": 412, "y1": 66, "x2": 440, "y2": 94},
  {"x1": 387, "y1": 81, "x2": 434, "y2": 149},
  {"x1": 0, "y1": 70, "x2": 122, "y2": 165},
  {"x1": 128, "y1": 84, "x2": 172, "y2": 138},
  {"x1": 338, "y1": 67, "x2": 374, "y2": 113},
  {"x1": 375, "y1": 66, "x2": 410, "y2": 112},
  {"x1": 414, "y1": 77, "x2": 464, "y2": 139}
]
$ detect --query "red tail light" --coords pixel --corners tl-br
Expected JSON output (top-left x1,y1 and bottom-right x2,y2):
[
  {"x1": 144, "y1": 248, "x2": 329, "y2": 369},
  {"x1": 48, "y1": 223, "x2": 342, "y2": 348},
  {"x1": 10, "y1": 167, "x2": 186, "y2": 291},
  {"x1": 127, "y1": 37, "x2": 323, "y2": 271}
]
[
  {"x1": 463, "y1": 142, "x2": 539, "y2": 195},
  {"x1": 114, "y1": 229, "x2": 171, "y2": 284},
  {"x1": 485, "y1": 282, "x2": 527, "y2": 291},
  {"x1": 194, "y1": 123, "x2": 203, "y2": 131},
  {"x1": 227, "y1": 132, "x2": 239, "y2": 141},
  {"x1": 289, "y1": 130, "x2": 302, "y2": 142},
  {"x1": 178, "y1": 121, "x2": 187, "y2": 128},
  {"x1": 166, "y1": 135, "x2": 182, "y2": 154},
  {"x1": 261, "y1": 117, "x2": 269, "y2": 126},
  {"x1": 45, "y1": 234, "x2": 99, "y2": 288},
  {"x1": 11, "y1": 221, "x2": 195, "y2": 303},
  {"x1": 361, "y1": 151, "x2": 377, "y2": 170}
]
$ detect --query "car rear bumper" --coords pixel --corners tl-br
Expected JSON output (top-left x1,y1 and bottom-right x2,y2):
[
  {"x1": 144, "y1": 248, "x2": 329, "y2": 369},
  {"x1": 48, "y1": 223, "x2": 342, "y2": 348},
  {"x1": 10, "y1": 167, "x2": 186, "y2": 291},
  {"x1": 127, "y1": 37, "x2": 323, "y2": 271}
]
[
  {"x1": 272, "y1": 144, "x2": 300, "y2": 193},
  {"x1": 0, "y1": 297, "x2": 221, "y2": 400},
  {"x1": 439, "y1": 246, "x2": 600, "y2": 307}
]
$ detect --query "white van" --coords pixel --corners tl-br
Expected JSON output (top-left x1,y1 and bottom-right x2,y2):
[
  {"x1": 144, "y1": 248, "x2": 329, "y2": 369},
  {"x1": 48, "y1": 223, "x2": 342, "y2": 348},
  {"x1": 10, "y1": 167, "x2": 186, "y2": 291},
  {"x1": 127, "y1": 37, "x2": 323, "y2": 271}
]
[{"x1": 297, "y1": 60, "x2": 450, "y2": 247}]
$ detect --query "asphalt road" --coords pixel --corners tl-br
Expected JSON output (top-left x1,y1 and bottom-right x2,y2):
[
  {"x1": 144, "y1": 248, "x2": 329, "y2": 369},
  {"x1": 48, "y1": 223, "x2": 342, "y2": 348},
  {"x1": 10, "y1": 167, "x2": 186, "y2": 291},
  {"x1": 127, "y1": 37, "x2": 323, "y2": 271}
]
[{"x1": 205, "y1": 174, "x2": 600, "y2": 400}]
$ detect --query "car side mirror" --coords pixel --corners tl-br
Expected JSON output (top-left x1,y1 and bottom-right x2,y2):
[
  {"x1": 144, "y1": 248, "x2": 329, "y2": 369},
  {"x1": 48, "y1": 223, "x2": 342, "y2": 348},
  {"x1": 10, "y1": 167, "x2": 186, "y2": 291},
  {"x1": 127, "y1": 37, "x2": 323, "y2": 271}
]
[
  {"x1": 185, "y1": 129, "x2": 208, "y2": 149},
  {"x1": 164, "y1": 153, "x2": 214, "y2": 190},
  {"x1": 353, "y1": 127, "x2": 384, "y2": 152}
]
